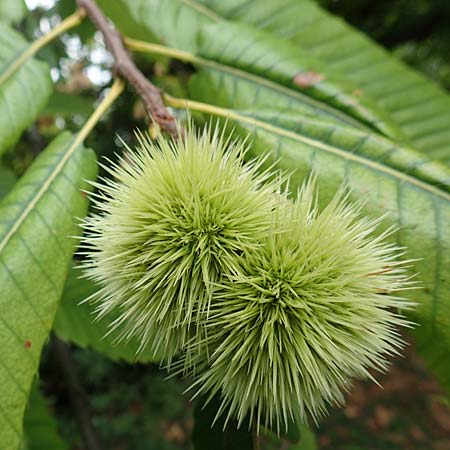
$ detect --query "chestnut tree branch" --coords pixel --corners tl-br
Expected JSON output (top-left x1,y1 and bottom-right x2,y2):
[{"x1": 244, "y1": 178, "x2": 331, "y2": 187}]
[{"x1": 77, "y1": 0, "x2": 178, "y2": 137}]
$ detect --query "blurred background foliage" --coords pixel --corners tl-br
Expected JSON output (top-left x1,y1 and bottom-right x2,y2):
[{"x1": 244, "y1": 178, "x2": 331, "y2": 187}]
[{"x1": 4, "y1": 1, "x2": 450, "y2": 449}]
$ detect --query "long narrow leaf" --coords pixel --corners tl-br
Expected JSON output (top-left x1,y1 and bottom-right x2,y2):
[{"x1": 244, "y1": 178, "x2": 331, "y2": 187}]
[
  {"x1": 54, "y1": 265, "x2": 159, "y2": 364},
  {"x1": 196, "y1": 0, "x2": 450, "y2": 163},
  {"x1": 0, "y1": 132, "x2": 97, "y2": 449},
  {"x1": 0, "y1": 25, "x2": 52, "y2": 155}
]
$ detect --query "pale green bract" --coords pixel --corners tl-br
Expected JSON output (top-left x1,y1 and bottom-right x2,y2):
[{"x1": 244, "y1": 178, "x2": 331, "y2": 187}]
[
  {"x1": 81, "y1": 124, "x2": 279, "y2": 363},
  {"x1": 82, "y1": 123, "x2": 413, "y2": 432},
  {"x1": 184, "y1": 180, "x2": 413, "y2": 432}
]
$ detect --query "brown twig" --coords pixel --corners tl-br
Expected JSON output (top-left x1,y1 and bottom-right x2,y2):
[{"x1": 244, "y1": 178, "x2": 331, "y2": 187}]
[
  {"x1": 77, "y1": 0, "x2": 178, "y2": 137},
  {"x1": 53, "y1": 337, "x2": 104, "y2": 450}
]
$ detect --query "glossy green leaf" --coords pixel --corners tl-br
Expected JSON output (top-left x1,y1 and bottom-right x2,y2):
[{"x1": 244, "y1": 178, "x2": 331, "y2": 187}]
[
  {"x1": 22, "y1": 383, "x2": 68, "y2": 450},
  {"x1": 0, "y1": 24, "x2": 52, "y2": 156},
  {"x1": 54, "y1": 265, "x2": 159, "y2": 364},
  {"x1": 0, "y1": 132, "x2": 97, "y2": 449},
  {"x1": 97, "y1": 0, "x2": 404, "y2": 140},
  {"x1": 0, "y1": 0, "x2": 26, "y2": 25},
  {"x1": 97, "y1": 0, "x2": 213, "y2": 52},
  {"x1": 195, "y1": 0, "x2": 450, "y2": 163},
  {"x1": 0, "y1": 166, "x2": 16, "y2": 200}
]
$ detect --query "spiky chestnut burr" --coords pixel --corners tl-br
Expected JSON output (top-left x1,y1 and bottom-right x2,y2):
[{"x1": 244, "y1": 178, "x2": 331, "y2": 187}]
[
  {"x1": 184, "y1": 180, "x2": 413, "y2": 432},
  {"x1": 81, "y1": 124, "x2": 279, "y2": 362}
]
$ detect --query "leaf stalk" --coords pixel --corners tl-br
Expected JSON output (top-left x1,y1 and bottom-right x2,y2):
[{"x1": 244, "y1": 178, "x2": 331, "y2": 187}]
[{"x1": 74, "y1": 77, "x2": 125, "y2": 147}]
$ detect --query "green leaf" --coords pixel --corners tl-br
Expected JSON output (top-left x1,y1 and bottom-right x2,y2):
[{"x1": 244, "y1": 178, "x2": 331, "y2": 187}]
[
  {"x1": 0, "y1": 0, "x2": 26, "y2": 25},
  {"x1": 192, "y1": 396, "x2": 253, "y2": 450},
  {"x1": 53, "y1": 265, "x2": 159, "y2": 364},
  {"x1": 97, "y1": 0, "x2": 214, "y2": 51},
  {"x1": 197, "y1": 21, "x2": 406, "y2": 138},
  {"x1": 261, "y1": 422, "x2": 317, "y2": 450},
  {"x1": 0, "y1": 24, "x2": 52, "y2": 156},
  {"x1": 42, "y1": 91, "x2": 94, "y2": 119},
  {"x1": 98, "y1": 0, "x2": 450, "y2": 162},
  {"x1": 0, "y1": 132, "x2": 97, "y2": 449},
  {"x1": 101, "y1": 0, "x2": 450, "y2": 391},
  {"x1": 98, "y1": 0, "x2": 403, "y2": 140},
  {"x1": 193, "y1": 395, "x2": 316, "y2": 450},
  {"x1": 0, "y1": 166, "x2": 16, "y2": 200},
  {"x1": 194, "y1": 0, "x2": 450, "y2": 163},
  {"x1": 293, "y1": 425, "x2": 317, "y2": 450},
  {"x1": 22, "y1": 383, "x2": 68, "y2": 450},
  {"x1": 102, "y1": 0, "x2": 450, "y2": 392}
]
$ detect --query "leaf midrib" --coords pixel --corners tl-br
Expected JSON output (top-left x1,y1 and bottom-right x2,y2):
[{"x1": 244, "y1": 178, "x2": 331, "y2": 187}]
[
  {"x1": 0, "y1": 136, "x2": 80, "y2": 254},
  {"x1": 126, "y1": 4, "x2": 374, "y2": 132},
  {"x1": 168, "y1": 97, "x2": 450, "y2": 202}
]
